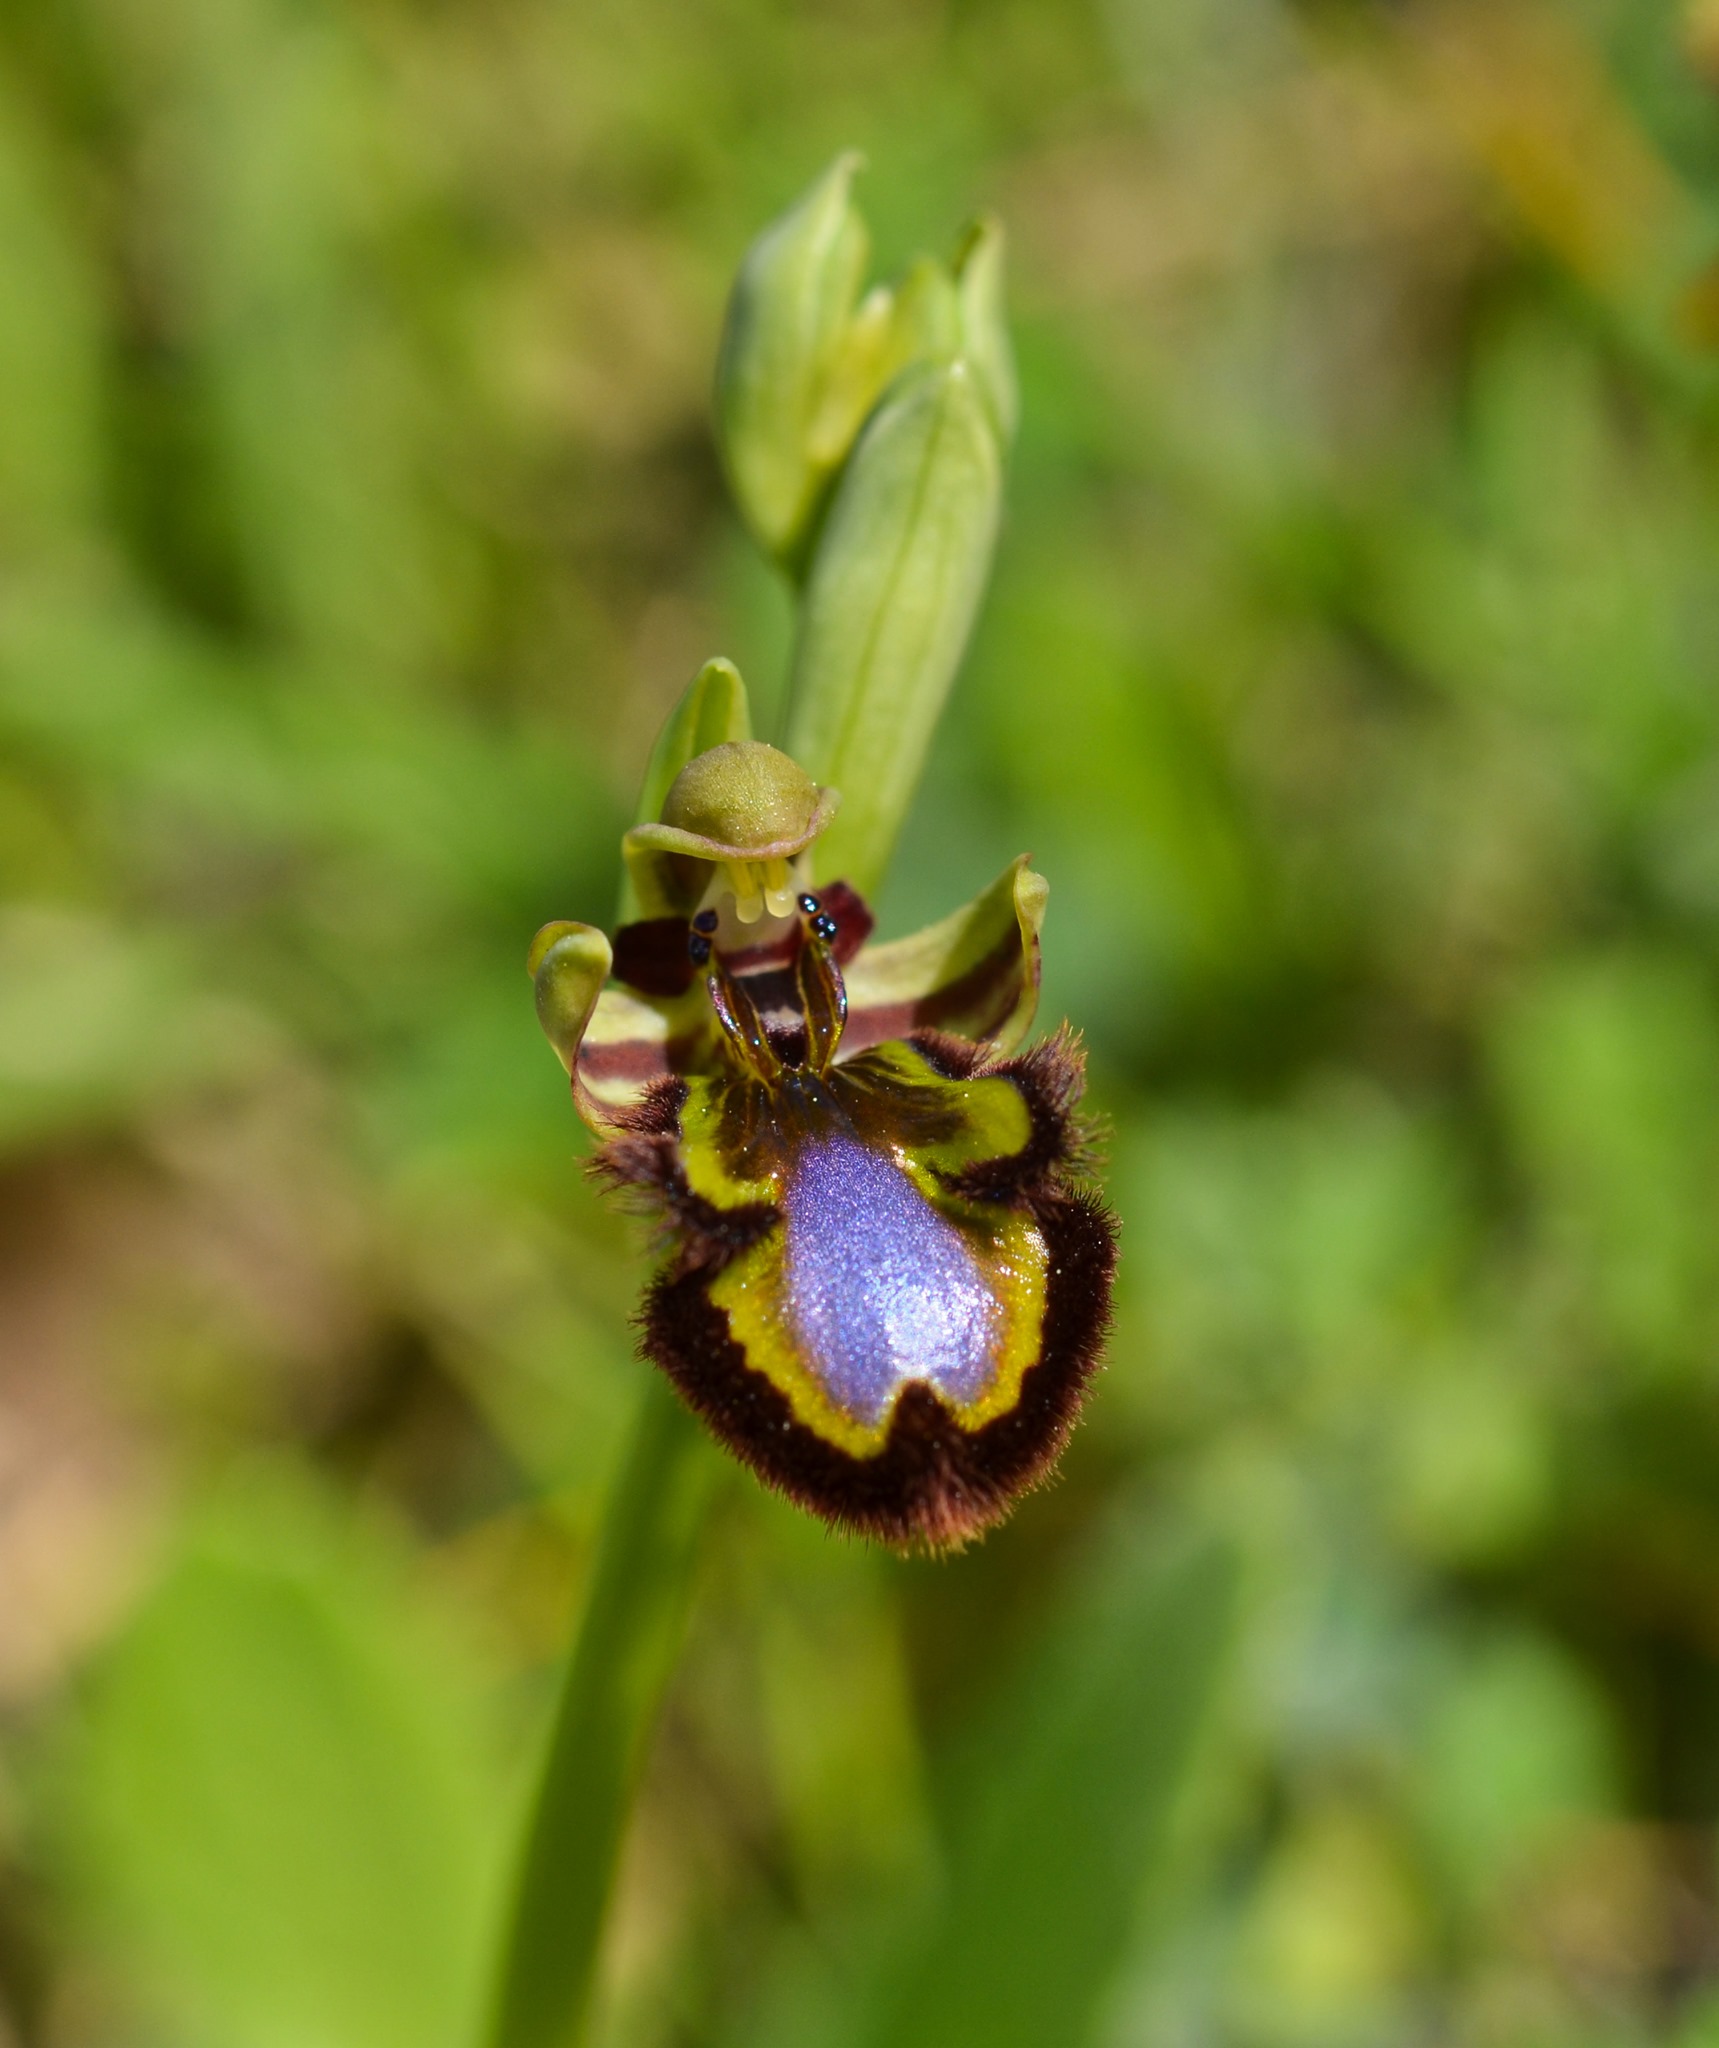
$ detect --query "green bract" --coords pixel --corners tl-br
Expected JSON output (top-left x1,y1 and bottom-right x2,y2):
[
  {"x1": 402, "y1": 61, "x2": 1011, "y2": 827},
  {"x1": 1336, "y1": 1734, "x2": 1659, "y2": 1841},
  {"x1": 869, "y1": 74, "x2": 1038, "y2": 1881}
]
[
  {"x1": 785, "y1": 358, "x2": 1004, "y2": 894},
  {"x1": 952, "y1": 215, "x2": 1018, "y2": 443}
]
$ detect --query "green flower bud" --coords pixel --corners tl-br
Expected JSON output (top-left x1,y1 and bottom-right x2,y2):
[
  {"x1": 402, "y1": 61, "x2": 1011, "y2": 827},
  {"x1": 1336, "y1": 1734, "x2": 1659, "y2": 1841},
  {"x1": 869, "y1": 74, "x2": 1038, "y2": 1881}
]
[
  {"x1": 800, "y1": 238, "x2": 1008, "y2": 492},
  {"x1": 784, "y1": 359, "x2": 1003, "y2": 893},
  {"x1": 715, "y1": 154, "x2": 869, "y2": 565},
  {"x1": 799, "y1": 257, "x2": 961, "y2": 505},
  {"x1": 715, "y1": 161, "x2": 1018, "y2": 592},
  {"x1": 953, "y1": 215, "x2": 1018, "y2": 446},
  {"x1": 891, "y1": 254, "x2": 964, "y2": 364}
]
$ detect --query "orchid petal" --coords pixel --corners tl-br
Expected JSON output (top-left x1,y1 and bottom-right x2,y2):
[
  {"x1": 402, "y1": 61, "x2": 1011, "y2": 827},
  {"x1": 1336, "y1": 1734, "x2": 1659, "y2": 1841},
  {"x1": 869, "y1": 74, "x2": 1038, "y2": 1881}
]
[
  {"x1": 841, "y1": 855, "x2": 1047, "y2": 1058},
  {"x1": 530, "y1": 920, "x2": 712, "y2": 1132},
  {"x1": 575, "y1": 984, "x2": 712, "y2": 1130},
  {"x1": 612, "y1": 1027, "x2": 1114, "y2": 1551}
]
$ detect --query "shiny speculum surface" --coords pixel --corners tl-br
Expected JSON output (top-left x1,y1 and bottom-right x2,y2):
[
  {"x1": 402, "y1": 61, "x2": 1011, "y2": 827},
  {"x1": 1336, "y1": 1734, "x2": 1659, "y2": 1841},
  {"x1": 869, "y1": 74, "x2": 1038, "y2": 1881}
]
[{"x1": 783, "y1": 1128, "x2": 1000, "y2": 1429}]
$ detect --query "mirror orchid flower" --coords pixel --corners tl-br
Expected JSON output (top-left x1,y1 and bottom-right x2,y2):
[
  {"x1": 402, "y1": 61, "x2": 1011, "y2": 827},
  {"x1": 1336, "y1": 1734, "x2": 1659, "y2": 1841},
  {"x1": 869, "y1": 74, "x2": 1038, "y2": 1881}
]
[{"x1": 532, "y1": 703, "x2": 1114, "y2": 1552}]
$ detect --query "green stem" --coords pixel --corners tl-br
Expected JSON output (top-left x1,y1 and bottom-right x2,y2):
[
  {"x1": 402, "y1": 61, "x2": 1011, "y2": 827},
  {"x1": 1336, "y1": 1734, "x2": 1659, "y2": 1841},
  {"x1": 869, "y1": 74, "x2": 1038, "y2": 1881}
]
[{"x1": 484, "y1": 1378, "x2": 718, "y2": 2048}]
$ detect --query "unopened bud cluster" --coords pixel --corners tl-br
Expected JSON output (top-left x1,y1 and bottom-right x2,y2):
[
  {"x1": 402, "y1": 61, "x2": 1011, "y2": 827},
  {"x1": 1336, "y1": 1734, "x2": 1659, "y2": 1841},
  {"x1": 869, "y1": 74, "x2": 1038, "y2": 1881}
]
[{"x1": 715, "y1": 158, "x2": 1017, "y2": 893}]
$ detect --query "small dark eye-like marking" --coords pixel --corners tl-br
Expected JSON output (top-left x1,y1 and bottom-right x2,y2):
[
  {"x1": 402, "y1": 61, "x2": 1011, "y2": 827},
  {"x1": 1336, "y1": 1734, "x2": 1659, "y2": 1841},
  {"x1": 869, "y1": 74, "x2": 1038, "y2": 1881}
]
[
  {"x1": 689, "y1": 906, "x2": 720, "y2": 965},
  {"x1": 798, "y1": 892, "x2": 838, "y2": 942}
]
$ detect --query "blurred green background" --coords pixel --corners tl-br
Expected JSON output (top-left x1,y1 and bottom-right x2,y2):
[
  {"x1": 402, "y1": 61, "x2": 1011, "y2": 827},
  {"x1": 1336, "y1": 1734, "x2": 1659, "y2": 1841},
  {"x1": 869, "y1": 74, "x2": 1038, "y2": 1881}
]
[{"x1": 8, "y1": 0, "x2": 1719, "y2": 2043}]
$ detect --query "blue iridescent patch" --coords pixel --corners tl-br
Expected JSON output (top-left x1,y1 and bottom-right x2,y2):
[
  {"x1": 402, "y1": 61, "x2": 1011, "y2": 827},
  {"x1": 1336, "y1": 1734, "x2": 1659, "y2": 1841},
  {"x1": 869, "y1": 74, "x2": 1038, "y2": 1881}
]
[{"x1": 783, "y1": 1129, "x2": 1002, "y2": 1429}]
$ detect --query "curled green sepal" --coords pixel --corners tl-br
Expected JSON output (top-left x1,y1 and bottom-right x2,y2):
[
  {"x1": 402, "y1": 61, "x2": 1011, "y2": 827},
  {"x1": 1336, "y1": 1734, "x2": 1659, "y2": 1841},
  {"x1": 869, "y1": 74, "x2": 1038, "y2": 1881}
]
[
  {"x1": 533, "y1": 961, "x2": 711, "y2": 1136},
  {"x1": 529, "y1": 921, "x2": 612, "y2": 1075},
  {"x1": 844, "y1": 855, "x2": 1048, "y2": 1058},
  {"x1": 530, "y1": 922, "x2": 627, "y2": 1140},
  {"x1": 784, "y1": 359, "x2": 1004, "y2": 895},
  {"x1": 715, "y1": 153, "x2": 869, "y2": 565}
]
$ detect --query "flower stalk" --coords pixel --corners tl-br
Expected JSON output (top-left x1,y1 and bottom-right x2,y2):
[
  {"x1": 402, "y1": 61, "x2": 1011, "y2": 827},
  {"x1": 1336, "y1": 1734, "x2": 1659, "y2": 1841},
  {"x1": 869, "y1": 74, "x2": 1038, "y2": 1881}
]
[{"x1": 484, "y1": 1380, "x2": 714, "y2": 2048}]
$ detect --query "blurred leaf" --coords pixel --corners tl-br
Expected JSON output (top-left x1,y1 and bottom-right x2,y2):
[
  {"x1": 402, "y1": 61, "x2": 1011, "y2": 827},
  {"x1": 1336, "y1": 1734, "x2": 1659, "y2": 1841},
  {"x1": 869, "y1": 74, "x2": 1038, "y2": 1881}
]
[
  {"x1": 1127, "y1": 1084, "x2": 1464, "y2": 1426},
  {"x1": 1491, "y1": 949, "x2": 1719, "y2": 1370},
  {"x1": 0, "y1": 76, "x2": 103, "y2": 542},
  {"x1": 1230, "y1": 1801, "x2": 1425, "y2": 2043},
  {"x1": 1403, "y1": 0, "x2": 1703, "y2": 330},
  {"x1": 178, "y1": 4, "x2": 445, "y2": 663},
  {"x1": 851, "y1": 1521, "x2": 1238, "y2": 2048},
  {"x1": 0, "y1": 905, "x2": 266, "y2": 1154},
  {"x1": 64, "y1": 1465, "x2": 503, "y2": 2048},
  {"x1": 1415, "y1": 1629, "x2": 1618, "y2": 1908}
]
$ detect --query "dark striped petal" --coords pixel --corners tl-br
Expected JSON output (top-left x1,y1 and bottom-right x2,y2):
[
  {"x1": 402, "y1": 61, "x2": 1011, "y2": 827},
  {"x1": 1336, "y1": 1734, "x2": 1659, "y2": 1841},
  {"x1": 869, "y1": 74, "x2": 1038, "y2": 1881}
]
[
  {"x1": 530, "y1": 920, "x2": 718, "y2": 1133},
  {"x1": 573, "y1": 985, "x2": 714, "y2": 1129},
  {"x1": 841, "y1": 855, "x2": 1046, "y2": 1058}
]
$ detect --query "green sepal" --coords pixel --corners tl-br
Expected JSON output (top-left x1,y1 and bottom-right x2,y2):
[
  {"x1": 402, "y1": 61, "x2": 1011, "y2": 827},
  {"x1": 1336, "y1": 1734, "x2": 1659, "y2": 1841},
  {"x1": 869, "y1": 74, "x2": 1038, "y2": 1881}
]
[
  {"x1": 785, "y1": 359, "x2": 1004, "y2": 895},
  {"x1": 528, "y1": 920, "x2": 612, "y2": 1077},
  {"x1": 620, "y1": 658, "x2": 754, "y2": 922},
  {"x1": 715, "y1": 154, "x2": 870, "y2": 565},
  {"x1": 892, "y1": 254, "x2": 964, "y2": 361}
]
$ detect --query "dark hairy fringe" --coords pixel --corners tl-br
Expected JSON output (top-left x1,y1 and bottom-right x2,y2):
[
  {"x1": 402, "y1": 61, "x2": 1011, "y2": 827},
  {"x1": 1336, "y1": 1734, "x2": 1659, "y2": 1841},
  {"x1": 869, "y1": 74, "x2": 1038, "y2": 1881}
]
[
  {"x1": 595, "y1": 1022, "x2": 1119, "y2": 1547},
  {"x1": 641, "y1": 1182, "x2": 1116, "y2": 1553},
  {"x1": 589, "y1": 1080, "x2": 776, "y2": 1273},
  {"x1": 911, "y1": 1023, "x2": 1106, "y2": 1202}
]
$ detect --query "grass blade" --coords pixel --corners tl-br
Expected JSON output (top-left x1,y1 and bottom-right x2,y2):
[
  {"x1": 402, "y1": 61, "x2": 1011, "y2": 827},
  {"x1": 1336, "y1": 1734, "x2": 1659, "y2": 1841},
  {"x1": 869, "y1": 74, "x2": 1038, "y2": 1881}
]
[
  {"x1": 484, "y1": 1377, "x2": 717, "y2": 2048},
  {"x1": 858, "y1": 1518, "x2": 1238, "y2": 2048}
]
